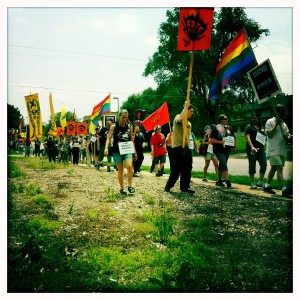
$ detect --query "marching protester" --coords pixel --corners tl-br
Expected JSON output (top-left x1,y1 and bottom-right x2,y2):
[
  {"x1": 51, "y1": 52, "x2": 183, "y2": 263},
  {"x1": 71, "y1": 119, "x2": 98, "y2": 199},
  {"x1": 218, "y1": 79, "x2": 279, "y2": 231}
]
[
  {"x1": 133, "y1": 124, "x2": 146, "y2": 177},
  {"x1": 201, "y1": 125, "x2": 219, "y2": 182},
  {"x1": 98, "y1": 120, "x2": 113, "y2": 172},
  {"x1": 71, "y1": 136, "x2": 80, "y2": 165},
  {"x1": 245, "y1": 114, "x2": 267, "y2": 189},
  {"x1": 91, "y1": 127, "x2": 101, "y2": 169},
  {"x1": 263, "y1": 104, "x2": 293, "y2": 196},
  {"x1": 150, "y1": 125, "x2": 167, "y2": 177},
  {"x1": 104, "y1": 109, "x2": 137, "y2": 195},
  {"x1": 209, "y1": 114, "x2": 236, "y2": 188},
  {"x1": 164, "y1": 100, "x2": 195, "y2": 193}
]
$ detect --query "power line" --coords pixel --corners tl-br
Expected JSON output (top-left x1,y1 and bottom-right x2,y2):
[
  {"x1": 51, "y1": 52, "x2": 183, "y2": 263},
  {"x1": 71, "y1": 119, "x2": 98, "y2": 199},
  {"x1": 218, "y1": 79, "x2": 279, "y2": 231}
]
[
  {"x1": 8, "y1": 51, "x2": 145, "y2": 67},
  {"x1": 8, "y1": 44, "x2": 148, "y2": 62}
]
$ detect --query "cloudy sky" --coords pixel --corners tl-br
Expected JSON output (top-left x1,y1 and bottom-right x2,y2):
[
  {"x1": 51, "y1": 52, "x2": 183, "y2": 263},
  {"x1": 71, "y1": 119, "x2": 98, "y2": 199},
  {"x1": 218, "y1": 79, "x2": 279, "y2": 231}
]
[{"x1": 3, "y1": 1, "x2": 296, "y2": 124}]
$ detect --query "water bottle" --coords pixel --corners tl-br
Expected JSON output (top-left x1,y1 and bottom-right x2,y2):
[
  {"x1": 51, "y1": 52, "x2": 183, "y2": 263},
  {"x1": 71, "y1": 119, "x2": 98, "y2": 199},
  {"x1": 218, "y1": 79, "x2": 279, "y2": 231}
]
[{"x1": 251, "y1": 148, "x2": 259, "y2": 155}]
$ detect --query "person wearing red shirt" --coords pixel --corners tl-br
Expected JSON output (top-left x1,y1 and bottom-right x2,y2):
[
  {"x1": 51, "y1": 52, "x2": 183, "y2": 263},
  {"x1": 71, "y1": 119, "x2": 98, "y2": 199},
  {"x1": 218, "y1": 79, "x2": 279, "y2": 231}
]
[{"x1": 150, "y1": 125, "x2": 167, "y2": 177}]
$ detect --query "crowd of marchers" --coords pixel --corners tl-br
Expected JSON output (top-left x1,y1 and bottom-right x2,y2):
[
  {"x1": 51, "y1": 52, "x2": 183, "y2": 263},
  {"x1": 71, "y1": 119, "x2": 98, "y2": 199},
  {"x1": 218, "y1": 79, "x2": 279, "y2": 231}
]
[{"x1": 9, "y1": 103, "x2": 292, "y2": 197}]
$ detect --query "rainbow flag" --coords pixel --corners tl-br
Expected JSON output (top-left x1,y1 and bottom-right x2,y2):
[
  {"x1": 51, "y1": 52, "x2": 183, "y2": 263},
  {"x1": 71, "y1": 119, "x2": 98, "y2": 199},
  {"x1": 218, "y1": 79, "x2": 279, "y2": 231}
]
[
  {"x1": 208, "y1": 29, "x2": 257, "y2": 100},
  {"x1": 90, "y1": 95, "x2": 111, "y2": 126}
]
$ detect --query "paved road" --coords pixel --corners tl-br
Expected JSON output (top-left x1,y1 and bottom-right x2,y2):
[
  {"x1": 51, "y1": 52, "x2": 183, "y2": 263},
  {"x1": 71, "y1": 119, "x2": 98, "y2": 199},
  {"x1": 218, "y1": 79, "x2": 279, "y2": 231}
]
[{"x1": 142, "y1": 153, "x2": 293, "y2": 180}]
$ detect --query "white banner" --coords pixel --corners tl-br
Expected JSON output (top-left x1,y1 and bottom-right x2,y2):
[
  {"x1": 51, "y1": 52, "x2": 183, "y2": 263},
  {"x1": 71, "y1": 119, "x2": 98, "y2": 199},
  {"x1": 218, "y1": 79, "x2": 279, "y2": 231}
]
[
  {"x1": 118, "y1": 141, "x2": 135, "y2": 155},
  {"x1": 256, "y1": 132, "x2": 266, "y2": 145},
  {"x1": 224, "y1": 136, "x2": 235, "y2": 147}
]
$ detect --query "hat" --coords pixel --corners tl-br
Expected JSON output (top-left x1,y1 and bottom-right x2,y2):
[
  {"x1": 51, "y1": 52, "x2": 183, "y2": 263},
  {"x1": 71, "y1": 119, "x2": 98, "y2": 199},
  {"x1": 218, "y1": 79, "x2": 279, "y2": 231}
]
[
  {"x1": 154, "y1": 125, "x2": 161, "y2": 131},
  {"x1": 204, "y1": 125, "x2": 211, "y2": 132}
]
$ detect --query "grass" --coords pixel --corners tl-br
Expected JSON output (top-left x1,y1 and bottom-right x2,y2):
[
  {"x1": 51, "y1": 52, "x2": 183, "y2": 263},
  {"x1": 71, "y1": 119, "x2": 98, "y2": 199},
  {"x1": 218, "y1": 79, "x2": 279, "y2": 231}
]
[{"x1": 7, "y1": 156, "x2": 293, "y2": 292}]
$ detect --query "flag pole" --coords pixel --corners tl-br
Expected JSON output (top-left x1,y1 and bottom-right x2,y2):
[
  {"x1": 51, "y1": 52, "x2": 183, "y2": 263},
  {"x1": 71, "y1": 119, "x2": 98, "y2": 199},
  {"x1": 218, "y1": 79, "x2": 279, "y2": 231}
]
[
  {"x1": 243, "y1": 28, "x2": 258, "y2": 114},
  {"x1": 182, "y1": 50, "x2": 195, "y2": 148}
]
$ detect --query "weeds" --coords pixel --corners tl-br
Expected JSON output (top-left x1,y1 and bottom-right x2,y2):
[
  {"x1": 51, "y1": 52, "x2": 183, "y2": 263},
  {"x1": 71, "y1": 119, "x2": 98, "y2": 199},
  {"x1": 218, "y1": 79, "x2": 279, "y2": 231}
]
[
  {"x1": 104, "y1": 186, "x2": 116, "y2": 202},
  {"x1": 25, "y1": 182, "x2": 42, "y2": 196},
  {"x1": 153, "y1": 208, "x2": 174, "y2": 244},
  {"x1": 31, "y1": 195, "x2": 53, "y2": 209}
]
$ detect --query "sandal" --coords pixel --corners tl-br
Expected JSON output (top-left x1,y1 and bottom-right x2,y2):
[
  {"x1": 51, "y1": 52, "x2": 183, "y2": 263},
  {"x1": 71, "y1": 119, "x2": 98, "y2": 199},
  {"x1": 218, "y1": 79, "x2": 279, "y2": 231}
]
[
  {"x1": 120, "y1": 189, "x2": 127, "y2": 195},
  {"x1": 128, "y1": 186, "x2": 135, "y2": 194}
]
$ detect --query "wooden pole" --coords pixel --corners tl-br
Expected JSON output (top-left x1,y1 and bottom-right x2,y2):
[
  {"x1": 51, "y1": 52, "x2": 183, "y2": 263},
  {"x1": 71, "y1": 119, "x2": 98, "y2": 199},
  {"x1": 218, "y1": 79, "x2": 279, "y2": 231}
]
[{"x1": 182, "y1": 50, "x2": 195, "y2": 148}]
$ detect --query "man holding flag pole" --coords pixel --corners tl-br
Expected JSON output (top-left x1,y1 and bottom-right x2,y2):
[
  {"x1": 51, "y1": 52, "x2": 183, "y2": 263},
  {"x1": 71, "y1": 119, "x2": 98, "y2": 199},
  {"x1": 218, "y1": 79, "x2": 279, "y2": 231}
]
[{"x1": 164, "y1": 7, "x2": 214, "y2": 194}]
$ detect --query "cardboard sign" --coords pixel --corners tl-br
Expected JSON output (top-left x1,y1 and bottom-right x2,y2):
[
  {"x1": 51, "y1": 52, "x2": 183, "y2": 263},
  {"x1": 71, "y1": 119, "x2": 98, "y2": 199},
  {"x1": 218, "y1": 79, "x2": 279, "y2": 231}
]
[
  {"x1": 118, "y1": 141, "x2": 135, "y2": 155},
  {"x1": 247, "y1": 59, "x2": 282, "y2": 104},
  {"x1": 224, "y1": 136, "x2": 235, "y2": 147},
  {"x1": 256, "y1": 132, "x2": 266, "y2": 145}
]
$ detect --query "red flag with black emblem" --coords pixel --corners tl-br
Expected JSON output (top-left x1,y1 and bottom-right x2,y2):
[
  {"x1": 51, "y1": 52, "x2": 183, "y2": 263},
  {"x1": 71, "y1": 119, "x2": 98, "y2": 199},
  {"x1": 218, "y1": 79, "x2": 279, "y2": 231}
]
[
  {"x1": 177, "y1": 8, "x2": 214, "y2": 51},
  {"x1": 141, "y1": 102, "x2": 170, "y2": 132}
]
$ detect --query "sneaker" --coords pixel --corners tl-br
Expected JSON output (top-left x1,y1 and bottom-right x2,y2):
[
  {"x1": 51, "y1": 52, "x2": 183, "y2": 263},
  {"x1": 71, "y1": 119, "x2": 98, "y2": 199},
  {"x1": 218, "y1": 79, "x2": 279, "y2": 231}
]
[
  {"x1": 181, "y1": 188, "x2": 195, "y2": 194},
  {"x1": 226, "y1": 180, "x2": 232, "y2": 188},
  {"x1": 120, "y1": 189, "x2": 127, "y2": 195},
  {"x1": 250, "y1": 182, "x2": 257, "y2": 189},
  {"x1": 256, "y1": 181, "x2": 264, "y2": 188},
  {"x1": 133, "y1": 173, "x2": 139, "y2": 177},
  {"x1": 156, "y1": 172, "x2": 162, "y2": 177},
  {"x1": 263, "y1": 185, "x2": 276, "y2": 194},
  {"x1": 202, "y1": 178, "x2": 208, "y2": 182},
  {"x1": 282, "y1": 188, "x2": 292, "y2": 197},
  {"x1": 216, "y1": 180, "x2": 225, "y2": 187},
  {"x1": 107, "y1": 166, "x2": 111, "y2": 172},
  {"x1": 128, "y1": 186, "x2": 135, "y2": 194},
  {"x1": 99, "y1": 163, "x2": 104, "y2": 168}
]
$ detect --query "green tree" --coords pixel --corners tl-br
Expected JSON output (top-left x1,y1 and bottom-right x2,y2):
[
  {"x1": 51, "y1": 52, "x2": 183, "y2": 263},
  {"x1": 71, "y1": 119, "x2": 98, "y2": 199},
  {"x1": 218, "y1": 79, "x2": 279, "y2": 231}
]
[
  {"x1": 141, "y1": 8, "x2": 269, "y2": 131},
  {"x1": 7, "y1": 104, "x2": 22, "y2": 131},
  {"x1": 43, "y1": 111, "x2": 76, "y2": 137}
]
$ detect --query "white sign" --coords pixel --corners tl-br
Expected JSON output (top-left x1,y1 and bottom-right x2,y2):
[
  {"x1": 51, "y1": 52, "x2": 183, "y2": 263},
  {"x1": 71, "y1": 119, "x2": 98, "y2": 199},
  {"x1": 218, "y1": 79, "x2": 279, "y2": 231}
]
[
  {"x1": 118, "y1": 141, "x2": 135, "y2": 155},
  {"x1": 256, "y1": 132, "x2": 266, "y2": 145},
  {"x1": 224, "y1": 136, "x2": 235, "y2": 147},
  {"x1": 90, "y1": 136, "x2": 97, "y2": 143},
  {"x1": 207, "y1": 144, "x2": 213, "y2": 154}
]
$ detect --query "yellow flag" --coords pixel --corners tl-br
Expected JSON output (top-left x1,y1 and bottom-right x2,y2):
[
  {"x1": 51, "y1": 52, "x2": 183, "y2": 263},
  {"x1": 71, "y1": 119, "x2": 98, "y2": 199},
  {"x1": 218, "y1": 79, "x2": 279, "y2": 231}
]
[
  {"x1": 48, "y1": 93, "x2": 58, "y2": 136},
  {"x1": 89, "y1": 121, "x2": 96, "y2": 133},
  {"x1": 60, "y1": 104, "x2": 67, "y2": 128},
  {"x1": 24, "y1": 93, "x2": 43, "y2": 140}
]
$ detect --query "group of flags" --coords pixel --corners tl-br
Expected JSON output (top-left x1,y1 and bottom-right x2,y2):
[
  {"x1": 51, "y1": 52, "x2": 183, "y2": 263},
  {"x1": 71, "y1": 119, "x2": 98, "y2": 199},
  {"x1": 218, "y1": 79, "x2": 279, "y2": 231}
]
[
  {"x1": 24, "y1": 8, "x2": 260, "y2": 140},
  {"x1": 24, "y1": 93, "x2": 112, "y2": 140}
]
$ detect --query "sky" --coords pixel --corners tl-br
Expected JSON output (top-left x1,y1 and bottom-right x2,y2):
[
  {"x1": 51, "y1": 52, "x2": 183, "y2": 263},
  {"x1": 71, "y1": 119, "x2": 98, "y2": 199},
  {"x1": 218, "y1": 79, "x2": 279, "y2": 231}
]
[{"x1": 3, "y1": 1, "x2": 295, "y2": 125}]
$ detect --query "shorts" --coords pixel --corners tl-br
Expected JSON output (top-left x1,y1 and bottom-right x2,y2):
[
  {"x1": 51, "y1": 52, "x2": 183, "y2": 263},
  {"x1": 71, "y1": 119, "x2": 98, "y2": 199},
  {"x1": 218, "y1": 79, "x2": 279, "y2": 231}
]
[
  {"x1": 153, "y1": 154, "x2": 166, "y2": 165},
  {"x1": 204, "y1": 152, "x2": 217, "y2": 161},
  {"x1": 246, "y1": 150, "x2": 267, "y2": 174},
  {"x1": 215, "y1": 152, "x2": 229, "y2": 172},
  {"x1": 112, "y1": 152, "x2": 133, "y2": 163},
  {"x1": 269, "y1": 155, "x2": 285, "y2": 167}
]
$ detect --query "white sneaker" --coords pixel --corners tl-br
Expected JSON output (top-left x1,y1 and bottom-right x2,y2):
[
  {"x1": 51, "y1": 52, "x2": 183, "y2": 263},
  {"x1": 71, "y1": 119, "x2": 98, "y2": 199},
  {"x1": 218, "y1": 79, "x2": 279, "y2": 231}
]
[
  {"x1": 250, "y1": 182, "x2": 257, "y2": 189},
  {"x1": 256, "y1": 181, "x2": 264, "y2": 188}
]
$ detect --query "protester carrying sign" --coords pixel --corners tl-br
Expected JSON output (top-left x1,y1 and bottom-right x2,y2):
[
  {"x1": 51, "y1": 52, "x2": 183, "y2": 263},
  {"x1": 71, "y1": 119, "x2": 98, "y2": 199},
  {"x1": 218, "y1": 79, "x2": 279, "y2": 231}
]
[
  {"x1": 104, "y1": 109, "x2": 137, "y2": 195},
  {"x1": 209, "y1": 114, "x2": 236, "y2": 188}
]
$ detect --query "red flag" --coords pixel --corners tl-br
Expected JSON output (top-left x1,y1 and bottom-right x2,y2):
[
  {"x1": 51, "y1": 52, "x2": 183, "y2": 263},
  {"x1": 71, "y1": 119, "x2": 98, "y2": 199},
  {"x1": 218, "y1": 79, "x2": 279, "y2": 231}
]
[
  {"x1": 67, "y1": 121, "x2": 76, "y2": 135},
  {"x1": 76, "y1": 122, "x2": 88, "y2": 135},
  {"x1": 141, "y1": 102, "x2": 170, "y2": 132},
  {"x1": 56, "y1": 127, "x2": 64, "y2": 136},
  {"x1": 177, "y1": 8, "x2": 214, "y2": 51}
]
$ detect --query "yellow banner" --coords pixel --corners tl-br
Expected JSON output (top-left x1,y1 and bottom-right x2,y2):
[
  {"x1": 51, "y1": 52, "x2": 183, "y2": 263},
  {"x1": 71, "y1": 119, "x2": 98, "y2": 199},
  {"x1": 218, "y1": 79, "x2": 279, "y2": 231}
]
[
  {"x1": 25, "y1": 93, "x2": 43, "y2": 140},
  {"x1": 48, "y1": 93, "x2": 58, "y2": 136},
  {"x1": 60, "y1": 104, "x2": 67, "y2": 128}
]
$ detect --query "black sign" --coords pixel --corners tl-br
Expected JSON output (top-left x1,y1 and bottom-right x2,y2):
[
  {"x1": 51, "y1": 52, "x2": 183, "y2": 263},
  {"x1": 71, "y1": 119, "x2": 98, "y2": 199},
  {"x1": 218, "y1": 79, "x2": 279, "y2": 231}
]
[{"x1": 248, "y1": 59, "x2": 281, "y2": 104}]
